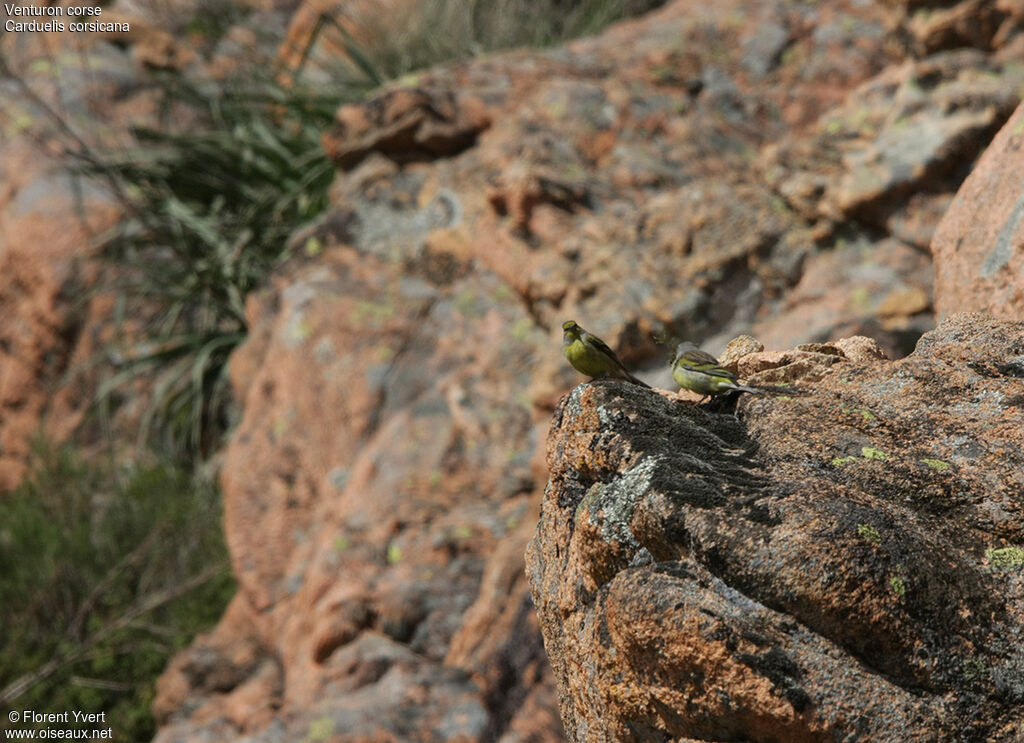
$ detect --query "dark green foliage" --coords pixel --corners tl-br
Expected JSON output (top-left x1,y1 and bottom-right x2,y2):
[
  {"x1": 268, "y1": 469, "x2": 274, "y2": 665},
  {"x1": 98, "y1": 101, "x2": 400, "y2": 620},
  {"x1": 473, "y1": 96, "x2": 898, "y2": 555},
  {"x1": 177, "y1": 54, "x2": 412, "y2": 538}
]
[
  {"x1": 86, "y1": 74, "x2": 348, "y2": 462},
  {"x1": 0, "y1": 443, "x2": 234, "y2": 740}
]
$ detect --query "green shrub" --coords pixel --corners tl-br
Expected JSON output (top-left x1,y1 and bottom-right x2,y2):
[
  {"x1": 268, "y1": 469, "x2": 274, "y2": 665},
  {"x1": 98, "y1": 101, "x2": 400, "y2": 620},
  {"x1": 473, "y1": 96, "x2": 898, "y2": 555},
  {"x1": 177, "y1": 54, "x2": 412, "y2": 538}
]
[
  {"x1": 0, "y1": 443, "x2": 234, "y2": 740},
  {"x1": 86, "y1": 73, "x2": 346, "y2": 462}
]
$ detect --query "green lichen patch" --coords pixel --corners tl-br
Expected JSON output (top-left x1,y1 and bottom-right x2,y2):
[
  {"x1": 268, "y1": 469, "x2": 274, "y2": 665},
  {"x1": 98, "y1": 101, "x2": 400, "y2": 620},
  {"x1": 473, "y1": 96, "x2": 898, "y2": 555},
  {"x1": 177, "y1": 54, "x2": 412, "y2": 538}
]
[
  {"x1": 842, "y1": 405, "x2": 877, "y2": 420},
  {"x1": 962, "y1": 657, "x2": 988, "y2": 682},
  {"x1": 307, "y1": 716, "x2": 335, "y2": 741},
  {"x1": 861, "y1": 447, "x2": 890, "y2": 461},
  {"x1": 889, "y1": 575, "x2": 906, "y2": 601},
  {"x1": 921, "y1": 458, "x2": 950, "y2": 471},
  {"x1": 985, "y1": 546, "x2": 1024, "y2": 569},
  {"x1": 352, "y1": 298, "x2": 396, "y2": 326},
  {"x1": 857, "y1": 523, "x2": 881, "y2": 543},
  {"x1": 387, "y1": 543, "x2": 403, "y2": 564},
  {"x1": 831, "y1": 456, "x2": 858, "y2": 467}
]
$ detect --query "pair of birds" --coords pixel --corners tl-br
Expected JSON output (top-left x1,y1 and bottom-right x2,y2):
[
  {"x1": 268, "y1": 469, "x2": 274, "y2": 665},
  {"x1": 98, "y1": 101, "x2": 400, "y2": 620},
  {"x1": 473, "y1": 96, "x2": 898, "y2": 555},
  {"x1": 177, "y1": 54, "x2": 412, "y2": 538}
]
[{"x1": 561, "y1": 320, "x2": 763, "y2": 398}]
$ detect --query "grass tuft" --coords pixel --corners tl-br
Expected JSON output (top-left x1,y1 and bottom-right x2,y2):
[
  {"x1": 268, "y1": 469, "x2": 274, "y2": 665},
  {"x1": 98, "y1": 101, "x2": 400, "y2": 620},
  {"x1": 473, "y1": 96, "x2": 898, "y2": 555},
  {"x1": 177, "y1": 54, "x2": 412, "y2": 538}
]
[{"x1": 82, "y1": 74, "x2": 351, "y2": 461}]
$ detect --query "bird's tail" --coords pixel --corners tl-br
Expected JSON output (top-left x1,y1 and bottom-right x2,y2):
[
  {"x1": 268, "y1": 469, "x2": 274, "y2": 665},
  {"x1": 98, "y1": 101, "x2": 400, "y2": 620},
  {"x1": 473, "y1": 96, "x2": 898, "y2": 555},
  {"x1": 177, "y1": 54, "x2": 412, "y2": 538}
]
[
  {"x1": 608, "y1": 365, "x2": 651, "y2": 388},
  {"x1": 736, "y1": 383, "x2": 806, "y2": 396},
  {"x1": 625, "y1": 371, "x2": 652, "y2": 388}
]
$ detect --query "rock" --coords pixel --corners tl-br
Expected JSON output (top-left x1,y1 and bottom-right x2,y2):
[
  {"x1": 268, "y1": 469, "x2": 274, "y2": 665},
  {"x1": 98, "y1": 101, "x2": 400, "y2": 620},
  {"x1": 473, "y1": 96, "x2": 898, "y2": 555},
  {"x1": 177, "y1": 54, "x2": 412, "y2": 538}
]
[
  {"x1": 762, "y1": 49, "x2": 1024, "y2": 228},
  {"x1": 151, "y1": 238, "x2": 558, "y2": 741},
  {"x1": 155, "y1": 3, "x2": 909, "y2": 734},
  {"x1": 741, "y1": 20, "x2": 790, "y2": 78},
  {"x1": 0, "y1": 0, "x2": 231, "y2": 489},
  {"x1": 931, "y1": 100, "x2": 1024, "y2": 320},
  {"x1": 322, "y1": 88, "x2": 491, "y2": 170},
  {"x1": 832, "y1": 335, "x2": 889, "y2": 362},
  {"x1": 0, "y1": 0, "x2": 318, "y2": 489},
  {"x1": 738, "y1": 347, "x2": 848, "y2": 386},
  {"x1": 528, "y1": 313, "x2": 1024, "y2": 742},
  {"x1": 751, "y1": 237, "x2": 934, "y2": 359},
  {"x1": 906, "y1": 0, "x2": 1003, "y2": 52},
  {"x1": 0, "y1": 148, "x2": 118, "y2": 489},
  {"x1": 721, "y1": 335, "x2": 764, "y2": 366},
  {"x1": 3, "y1": 0, "x2": 1019, "y2": 740},
  {"x1": 152, "y1": 595, "x2": 278, "y2": 734},
  {"x1": 131, "y1": 1, "x2": 1024, "y2": 740}
]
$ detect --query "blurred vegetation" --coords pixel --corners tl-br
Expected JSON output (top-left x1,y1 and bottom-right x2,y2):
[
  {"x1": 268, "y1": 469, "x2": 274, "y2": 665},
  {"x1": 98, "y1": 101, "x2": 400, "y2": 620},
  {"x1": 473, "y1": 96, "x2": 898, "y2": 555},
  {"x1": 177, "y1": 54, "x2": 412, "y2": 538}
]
[
  {"x1": 317, "y1": 0, "x2": 666, "y2": 82},
  {"x1": 0, "y1": 442, "x2": 234, "y2": 740},
  {"x1": 86, "y1": 75, "x2": 343, "y2": 462}
]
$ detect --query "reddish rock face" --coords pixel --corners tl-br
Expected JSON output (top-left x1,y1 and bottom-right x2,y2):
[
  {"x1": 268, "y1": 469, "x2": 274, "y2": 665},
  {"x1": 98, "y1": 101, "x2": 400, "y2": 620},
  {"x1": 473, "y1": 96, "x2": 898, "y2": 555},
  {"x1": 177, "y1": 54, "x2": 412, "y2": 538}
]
[
  {"x1": 1, "y1": 0, "x2": 1016, "y2": 739},
  {"x1": 152, "y1": 241, "x2": 560, "y2": 741},
  {"x1": 146, "y1": 0, "x2": 1024, "y2": 740},
  {"x1": 0, "y1": 140, "x2": 120, "y2": 491},
  {"x1": 931, "y1": 101, "x2": 1024, "y2": 320},
  {"x1": 322, "y1": 88, "x2": 491, "y2": 169},
  {"x1": 0, "y1": 4, "x2": 188, "y2": 489},
  {"x1": 529, "y1": 314, "x2": 1024, "y2": 743},
  {"x1": 150, "y1": 0, "x2": 931, "y2": 736}
]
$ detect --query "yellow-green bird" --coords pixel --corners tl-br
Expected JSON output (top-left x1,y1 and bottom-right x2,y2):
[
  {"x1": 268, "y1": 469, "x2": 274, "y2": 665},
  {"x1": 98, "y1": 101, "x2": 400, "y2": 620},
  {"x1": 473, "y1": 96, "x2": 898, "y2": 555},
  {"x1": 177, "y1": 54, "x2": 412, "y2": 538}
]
[
  {"x1": 671, "y1": 342, "x2": 762, "y2": 399},
  {"x1": 562, "y1": 320, "x2": 649, "y2": 387}
]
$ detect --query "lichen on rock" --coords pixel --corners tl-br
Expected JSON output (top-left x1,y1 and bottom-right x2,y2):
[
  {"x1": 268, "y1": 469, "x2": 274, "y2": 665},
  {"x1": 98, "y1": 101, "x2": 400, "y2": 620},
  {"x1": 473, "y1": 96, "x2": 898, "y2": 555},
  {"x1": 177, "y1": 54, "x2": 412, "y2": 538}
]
[{"x1": 528, "y1": 313, "x2": 1024, "y2": 742}]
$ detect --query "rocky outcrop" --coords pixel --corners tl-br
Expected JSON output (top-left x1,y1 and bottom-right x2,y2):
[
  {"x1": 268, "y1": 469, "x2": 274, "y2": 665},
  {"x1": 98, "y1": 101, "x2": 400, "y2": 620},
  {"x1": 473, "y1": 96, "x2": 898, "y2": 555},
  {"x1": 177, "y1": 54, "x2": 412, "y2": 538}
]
[
  {"x1": 931, "y1": 100, "x2": 1024, "y2": 320},
  {"x1": 149, "y1": 0, "x2": 1024, "y2": 740},
  {"x1": 323, "y1": 88, "x2": 491, "y2": 169},
  {"x1": 527, "y1": 313, "x2": 1024, "y2": 742}
]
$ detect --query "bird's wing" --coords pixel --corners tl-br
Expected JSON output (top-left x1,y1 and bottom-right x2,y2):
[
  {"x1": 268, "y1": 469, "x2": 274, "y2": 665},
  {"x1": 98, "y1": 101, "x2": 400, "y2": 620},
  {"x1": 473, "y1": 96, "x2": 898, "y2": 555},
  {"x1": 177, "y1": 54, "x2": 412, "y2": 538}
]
[
  {"x1": 585, "y1": 331, "x2": 626, "y2": 366},
  {"x1": 680, "y1": 348, "x2": 721, "y2": 366},
  {"x1": 679, "y1": 349, "x2": 738, "y2": 381}
]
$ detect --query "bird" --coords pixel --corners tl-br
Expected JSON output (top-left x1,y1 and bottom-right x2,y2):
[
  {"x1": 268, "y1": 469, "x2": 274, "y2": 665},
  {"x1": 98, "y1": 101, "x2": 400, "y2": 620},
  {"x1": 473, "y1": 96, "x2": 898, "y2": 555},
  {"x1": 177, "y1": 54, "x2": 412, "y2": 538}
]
[
  {"x1": 562, "y1": 320, "x2": 650, "y2": 387},
  {"x1": 671, "y1": 342, "x2": 763, "y2": 400}
]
